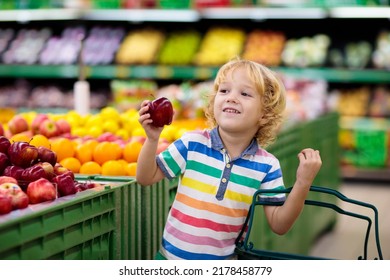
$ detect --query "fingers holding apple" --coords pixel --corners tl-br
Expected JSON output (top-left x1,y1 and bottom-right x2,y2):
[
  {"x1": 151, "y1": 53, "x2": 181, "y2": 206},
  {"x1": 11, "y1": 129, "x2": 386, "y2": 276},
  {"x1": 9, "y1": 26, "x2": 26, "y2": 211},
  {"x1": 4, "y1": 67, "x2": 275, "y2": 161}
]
[{"x1": 147, "y1": 97, "x2": 174, "y2": 127}]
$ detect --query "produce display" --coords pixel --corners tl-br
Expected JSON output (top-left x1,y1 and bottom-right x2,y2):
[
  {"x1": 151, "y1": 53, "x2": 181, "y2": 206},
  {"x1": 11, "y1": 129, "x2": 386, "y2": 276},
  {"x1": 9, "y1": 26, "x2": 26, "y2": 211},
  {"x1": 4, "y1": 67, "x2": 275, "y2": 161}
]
[
  {"x1": 1, "y1": 28, "x2": 51, "y2": 64},
  {"x1": 158, "y1": 30, "x2": 201, "y2": 65},
  {"x1": 282, "y1": 34, "x2": 331, "y2": 67},
  {"x1": 115, "y1": 28, "x2": 165, "y2": 64},
  {"x1": 82, "y1": 26, "x2": 125, "y2": 65},
  {"x1": 329, "y1": 41, "x2": 372, "y2": 69},
  {"x1": 0, "y1": 135, "x2": 103, "y2": 215},
  {"x1": 0, "y1": 107, "x2": 208, "y2": 183},
  {"x1": 110, "y1": 79, "x2": 158, "y2": 111},
  {"x1": 39, "y1": 26, "x2": 85, "y2": 65},
  {"x1": 372, "y1": 30, "x2": 390, "y2": 69},
  {"x1": 242, "y1": 30, "x2": 286, "y2": 66},
  {"x1": 193, "y1": 27, "x2": 246, "y2": 66}
]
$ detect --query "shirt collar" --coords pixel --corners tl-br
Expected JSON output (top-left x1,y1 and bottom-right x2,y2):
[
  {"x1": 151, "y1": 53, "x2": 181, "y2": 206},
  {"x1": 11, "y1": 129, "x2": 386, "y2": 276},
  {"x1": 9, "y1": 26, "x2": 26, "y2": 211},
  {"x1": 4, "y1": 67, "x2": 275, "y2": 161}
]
[{"x1": 210, "y1": 127, "x2": 259, "y2": 157}]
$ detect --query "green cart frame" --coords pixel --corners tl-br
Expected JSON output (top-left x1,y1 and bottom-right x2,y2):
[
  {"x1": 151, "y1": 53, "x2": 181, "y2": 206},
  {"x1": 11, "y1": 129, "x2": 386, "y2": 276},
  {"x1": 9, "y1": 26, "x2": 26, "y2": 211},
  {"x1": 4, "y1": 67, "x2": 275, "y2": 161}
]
[{"x1": 235, "y1": 186, "x2": 384, "y2": 260}]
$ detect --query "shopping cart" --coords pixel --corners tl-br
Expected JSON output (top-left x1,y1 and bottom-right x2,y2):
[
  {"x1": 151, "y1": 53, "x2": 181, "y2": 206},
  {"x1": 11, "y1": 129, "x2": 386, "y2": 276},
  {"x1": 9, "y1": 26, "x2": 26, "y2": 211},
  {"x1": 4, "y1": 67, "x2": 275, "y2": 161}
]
[{"x1": 235, "y1": 186, "x2": 384, "y2": 260}]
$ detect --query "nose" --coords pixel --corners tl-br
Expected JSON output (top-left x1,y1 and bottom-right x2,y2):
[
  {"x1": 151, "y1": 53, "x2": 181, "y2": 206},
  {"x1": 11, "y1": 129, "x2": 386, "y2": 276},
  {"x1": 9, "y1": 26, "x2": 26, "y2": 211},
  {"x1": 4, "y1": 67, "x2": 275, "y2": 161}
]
[{"x1": 226, "y1": 91, "x2": 239, "y2": 103}]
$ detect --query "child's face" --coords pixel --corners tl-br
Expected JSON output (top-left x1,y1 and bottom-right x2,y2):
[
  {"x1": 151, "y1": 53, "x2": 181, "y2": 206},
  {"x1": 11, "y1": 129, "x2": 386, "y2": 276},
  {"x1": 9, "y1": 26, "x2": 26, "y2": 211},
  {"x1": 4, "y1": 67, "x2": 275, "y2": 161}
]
[{"x1": 214, "y1": 67, "x2": 263, "y2": 137}]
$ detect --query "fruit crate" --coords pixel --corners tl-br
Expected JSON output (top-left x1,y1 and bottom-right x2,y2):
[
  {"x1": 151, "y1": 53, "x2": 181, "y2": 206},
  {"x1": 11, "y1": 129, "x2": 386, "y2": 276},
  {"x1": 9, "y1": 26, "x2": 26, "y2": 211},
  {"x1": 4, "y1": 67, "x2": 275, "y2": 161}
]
[
  {"x1": 0, "y1": 184, "x2": 119, "y2": 260},
  {"x1": 91, "y1": 176, "x2": 143, "y2": 260},
  {"x1": 94, "y1": 176, "x2": 177, "y2": 260}
]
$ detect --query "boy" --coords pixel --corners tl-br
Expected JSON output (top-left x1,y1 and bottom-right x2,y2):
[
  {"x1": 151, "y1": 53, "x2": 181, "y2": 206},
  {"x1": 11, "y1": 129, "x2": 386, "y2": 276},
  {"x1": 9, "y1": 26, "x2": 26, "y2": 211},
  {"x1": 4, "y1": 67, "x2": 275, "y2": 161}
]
[{"x1": 136, "y1": 58, "x2": 322, "y2": 260}]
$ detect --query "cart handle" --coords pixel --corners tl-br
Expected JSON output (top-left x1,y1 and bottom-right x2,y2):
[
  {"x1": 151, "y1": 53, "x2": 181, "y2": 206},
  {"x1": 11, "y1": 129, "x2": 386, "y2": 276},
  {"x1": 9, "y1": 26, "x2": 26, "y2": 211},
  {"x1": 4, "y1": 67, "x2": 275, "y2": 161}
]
[{"x1": 239, "y1": 185, "x2": 383, "y2": 260}]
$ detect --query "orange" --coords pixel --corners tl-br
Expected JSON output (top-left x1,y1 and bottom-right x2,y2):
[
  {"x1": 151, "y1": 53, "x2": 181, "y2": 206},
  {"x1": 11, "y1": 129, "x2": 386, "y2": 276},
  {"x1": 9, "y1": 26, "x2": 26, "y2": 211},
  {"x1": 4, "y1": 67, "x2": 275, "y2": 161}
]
[
  {"x1": 101, "y1": 160, "x2": 126, "y2": 176},
  {"x1": 123, "y1": 140, "x2": 143, "y2": 163},
  {"x1": 93, "y1": 141, "x2": 120, "y2": 165},
  {"x1": 29, "y1": 134, "x2": 51, "y2": 149},
  {"x1": 84, "y1": 139, "x2": 99, "y2": 151},
  {"x1": 110, "y1": 141, "x2": 123, "y2": 160},
  {"x1": 49, "y1": 137, "x2": 75, "y2": 162},
  {"x1": 79, "y1": 161, "x2": 102, "y2": 175},
  {"x1": 75, "y1": 142, "x2": 93, "y2": 164},
  {"x1": 60, "y1": 157, "x2": 81, "y2": 173},
  {"x1": 10, "y1": 133, "x2": 30, "y2": 143},
  {"x1": 125, "y1": 162, "x2": 137, "y2": 176}
]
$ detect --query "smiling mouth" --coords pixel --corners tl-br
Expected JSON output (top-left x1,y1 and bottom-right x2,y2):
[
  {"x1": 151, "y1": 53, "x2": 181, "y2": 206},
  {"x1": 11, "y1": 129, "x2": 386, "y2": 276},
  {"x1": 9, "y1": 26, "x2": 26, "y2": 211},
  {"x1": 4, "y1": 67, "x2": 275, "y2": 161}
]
[{"x1": 223, "y1": 108, "x2": 241, "y2": 114}]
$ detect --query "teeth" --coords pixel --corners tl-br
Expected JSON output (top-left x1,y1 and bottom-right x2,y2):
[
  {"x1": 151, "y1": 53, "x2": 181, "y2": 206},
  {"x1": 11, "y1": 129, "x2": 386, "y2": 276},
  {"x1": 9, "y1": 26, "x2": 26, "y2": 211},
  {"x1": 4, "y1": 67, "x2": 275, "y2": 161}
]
[{"x1": 224, "y1": 108, "x2": 240, "y2": 114}]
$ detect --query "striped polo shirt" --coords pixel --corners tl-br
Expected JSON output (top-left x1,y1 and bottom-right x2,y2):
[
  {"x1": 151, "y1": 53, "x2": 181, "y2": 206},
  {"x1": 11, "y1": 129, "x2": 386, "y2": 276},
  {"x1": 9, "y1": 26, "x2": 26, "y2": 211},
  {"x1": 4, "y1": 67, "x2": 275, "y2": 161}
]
[{"x1": 156, "y1": 127, "x2": 286, "y2": 260}]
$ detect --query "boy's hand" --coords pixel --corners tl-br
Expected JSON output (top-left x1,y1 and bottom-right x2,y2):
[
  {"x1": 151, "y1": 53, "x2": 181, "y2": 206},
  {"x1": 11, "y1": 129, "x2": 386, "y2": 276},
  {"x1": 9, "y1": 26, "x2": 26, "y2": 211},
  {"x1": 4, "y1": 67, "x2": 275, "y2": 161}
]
[
  {"x1": 138, "y1": 100, "x2": 164, "y2": 141},
  {"x1": 296, "y1": 148, "x2": 322, "y2": 188}
]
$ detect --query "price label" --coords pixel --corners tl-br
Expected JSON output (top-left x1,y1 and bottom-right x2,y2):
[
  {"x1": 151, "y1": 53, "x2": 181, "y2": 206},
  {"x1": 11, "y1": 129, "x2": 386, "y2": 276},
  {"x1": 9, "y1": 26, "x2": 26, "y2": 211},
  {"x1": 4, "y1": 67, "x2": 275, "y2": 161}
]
[
  {"x1": 156, "y1": 66, "x2": 173, "y2": 79},
  {"x1": 115, "y1": 66, "x2": 131, "y2": 78},
  {"x1": 195, "y1": 67, "x2": 213, "y2": 79}
]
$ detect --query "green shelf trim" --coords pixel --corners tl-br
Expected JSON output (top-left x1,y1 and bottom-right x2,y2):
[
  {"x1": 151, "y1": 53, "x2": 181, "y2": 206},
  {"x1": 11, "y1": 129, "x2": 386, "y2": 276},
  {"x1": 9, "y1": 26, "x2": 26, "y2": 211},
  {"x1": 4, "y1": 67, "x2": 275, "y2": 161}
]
[
  {"x1": 274, "y1": 67, "x2": 390, "y2": 83},
  {"x1": 0, "y1": 65, "x2": 388, "y2": 83},
  {"x1": 0, "y1": 65, "x2": 79, "y2": 78}
]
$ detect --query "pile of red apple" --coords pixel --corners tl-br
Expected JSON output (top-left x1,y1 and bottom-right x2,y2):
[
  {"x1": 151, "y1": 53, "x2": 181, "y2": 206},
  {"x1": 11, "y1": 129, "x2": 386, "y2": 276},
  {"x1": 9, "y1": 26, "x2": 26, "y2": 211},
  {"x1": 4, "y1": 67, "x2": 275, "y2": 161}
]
[{"x1": 0, "y1": 136, "x2": 100, "y2": 215}]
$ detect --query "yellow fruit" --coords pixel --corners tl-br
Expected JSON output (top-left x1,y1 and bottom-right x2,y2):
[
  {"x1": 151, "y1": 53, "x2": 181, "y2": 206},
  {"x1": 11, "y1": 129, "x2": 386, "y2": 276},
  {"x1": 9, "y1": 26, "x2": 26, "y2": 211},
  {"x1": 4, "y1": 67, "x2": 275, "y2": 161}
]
[
  {"x1": 50, "y1": 138, "x2": 75, "y2": 162},
  {"x1": 123, "y1": 140, "x2": 143, "y2": 163},
  {"x1": 102, "y1": 120, "x2": 120, "y2": 134},
  {"x1": 60, "y1": 157, "x2": 81, "y2": 173},
  {"x1": 79, "y1": 161, "x2": 102, "y2": 175},
  {"x1": 101, "y1": 160, "x2": 126, "y2": 176},
  {"x1": 125, "y1": 162, "x2": 137, "y2": 176},
  {"x1": 9, "y1": 133, "x2": 31, "y2": 143},
  {"x1": 131, "y1": 127, "x2": 146, "y2": 137},
  {"x1": 100, "y1": 106, "x2": 121, "y2": 123},
  {"x1": 115, "y1": 128, "x2": 130, "y2": 141},
  {"x1": 93, "y1": 141, "x2": 120, "y2": 165},
  {"x1": 29, "y1": 134, "x2": 51, "y2": 149},
  {"x1": 75, "y1": 142, "x2": 93, "y2": 164},
  {"x1": 88, "y1": 125, "x2": 104, "y2": 138}
]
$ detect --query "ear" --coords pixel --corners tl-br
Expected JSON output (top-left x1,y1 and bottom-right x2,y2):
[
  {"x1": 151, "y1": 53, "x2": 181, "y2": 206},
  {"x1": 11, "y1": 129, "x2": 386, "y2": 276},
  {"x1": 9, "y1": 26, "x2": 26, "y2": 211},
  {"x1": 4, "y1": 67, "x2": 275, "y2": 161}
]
[{"x1": 258, "y1": 115, "x2": 268, "y2": 126}]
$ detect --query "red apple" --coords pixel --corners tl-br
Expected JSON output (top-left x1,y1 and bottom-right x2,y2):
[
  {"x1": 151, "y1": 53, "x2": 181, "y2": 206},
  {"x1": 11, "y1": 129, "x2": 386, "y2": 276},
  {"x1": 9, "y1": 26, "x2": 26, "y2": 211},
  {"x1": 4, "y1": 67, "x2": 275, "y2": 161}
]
[
  {"x1": 8, "y1": 141, "x2": 39, "y2": 168},
  {"x1": 21, "y1": 164, "x2": 48, "y2": 183},
  {"x1": 37, "y1": 146, "x2": 57, "y2": 166},
  {"x1": 97, "y1": 132, "x2": 118, "y2": 142},
  {"x1": 39, "y1": 119, "x2": 60, "y2": 138},
  {"x1": 0, "y1": 152, "x2": 10, "y2": 174},
  {"x1": 26, "y1": 178, "x2": 57, "y2": 204},
  {"x1": 56, "y1": 119, "x2": 71, "y2": 135},
  {"x1": 0, "y1": 135, "x2": 11, "y2": 154},
  {"x1": 0, "y1": 176, "x2": 18, "y2": 185},
  {"x1": 31, "y1": 114, "x2": 49, "y2": 134},
  {"x1": 35, "y1": 161, "x2": 55, "y2": 180},
  {"x1": 0, "y1": 123, "x2": 4, "y2": 136},
  {"x1": 147, "y1": 97, "x2": 174, "y2": 127},
  {"x1": 53, "y1": 173, "x2": 77, "y2": 197},
  {"x1": 0, "y1": 182, "x2": 29, "y2": 210},
  {"x1": 0, "y1": 193, "x2": 12, "y2": 215},
  {"x1": 7, "y1": 115, "x2": 29, "y2": 135},
  {"x1": 53, "y1": 163, "x2": 74, "y2": 179},
  {"x1": 2, "y1": 165, "x2": 24, "y2": 181}
]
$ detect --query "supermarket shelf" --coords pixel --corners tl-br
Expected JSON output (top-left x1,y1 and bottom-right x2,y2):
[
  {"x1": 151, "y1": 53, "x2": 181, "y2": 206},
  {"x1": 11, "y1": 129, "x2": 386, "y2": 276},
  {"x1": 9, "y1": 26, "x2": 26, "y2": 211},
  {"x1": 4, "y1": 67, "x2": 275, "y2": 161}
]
[
  {"x1": 0, "y1": 64, "x2": 388, "y2": 83},
  {"x1": 342, "y1": 166, "x2": 390, "y2": 182},
  {"x1": 1, "y1": 7, "x2": 390, "y2": 22},
  {"x1": 0, "y1": 9, "x2": 82, "y2": 22}
]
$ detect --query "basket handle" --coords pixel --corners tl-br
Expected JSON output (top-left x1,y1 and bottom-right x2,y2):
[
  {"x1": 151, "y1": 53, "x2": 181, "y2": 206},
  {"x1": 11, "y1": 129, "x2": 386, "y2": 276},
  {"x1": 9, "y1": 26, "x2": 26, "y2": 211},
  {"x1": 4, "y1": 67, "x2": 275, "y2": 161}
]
[{"x1": 239, "y1": 185, "x2": 383, "y2": 260}]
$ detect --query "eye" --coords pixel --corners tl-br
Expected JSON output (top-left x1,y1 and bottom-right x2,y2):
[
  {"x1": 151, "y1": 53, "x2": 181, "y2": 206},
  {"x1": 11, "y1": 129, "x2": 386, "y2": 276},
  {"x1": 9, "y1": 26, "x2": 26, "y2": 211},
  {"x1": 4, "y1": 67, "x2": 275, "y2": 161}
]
[
  {"x1": 241, "y1": 92, "x2": 252, "y2": 97},
  {"x1": 218, "y1": 88, "x2": 228, "y2": 94}
]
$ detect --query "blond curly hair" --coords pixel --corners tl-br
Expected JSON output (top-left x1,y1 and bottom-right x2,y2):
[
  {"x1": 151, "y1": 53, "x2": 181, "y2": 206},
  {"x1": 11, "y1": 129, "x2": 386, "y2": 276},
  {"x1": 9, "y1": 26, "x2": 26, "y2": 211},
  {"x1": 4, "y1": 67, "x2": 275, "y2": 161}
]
[{"x1": 204, "y1": 58, "x2": 286, "y2": 147}]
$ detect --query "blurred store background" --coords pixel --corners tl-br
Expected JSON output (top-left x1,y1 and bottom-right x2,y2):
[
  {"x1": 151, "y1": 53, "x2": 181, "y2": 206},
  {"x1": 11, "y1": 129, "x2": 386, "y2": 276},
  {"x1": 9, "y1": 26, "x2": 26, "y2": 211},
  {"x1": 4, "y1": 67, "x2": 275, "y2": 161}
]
[{"x1": 0, "y1": 0, "x2": 389, "y2": 260}]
